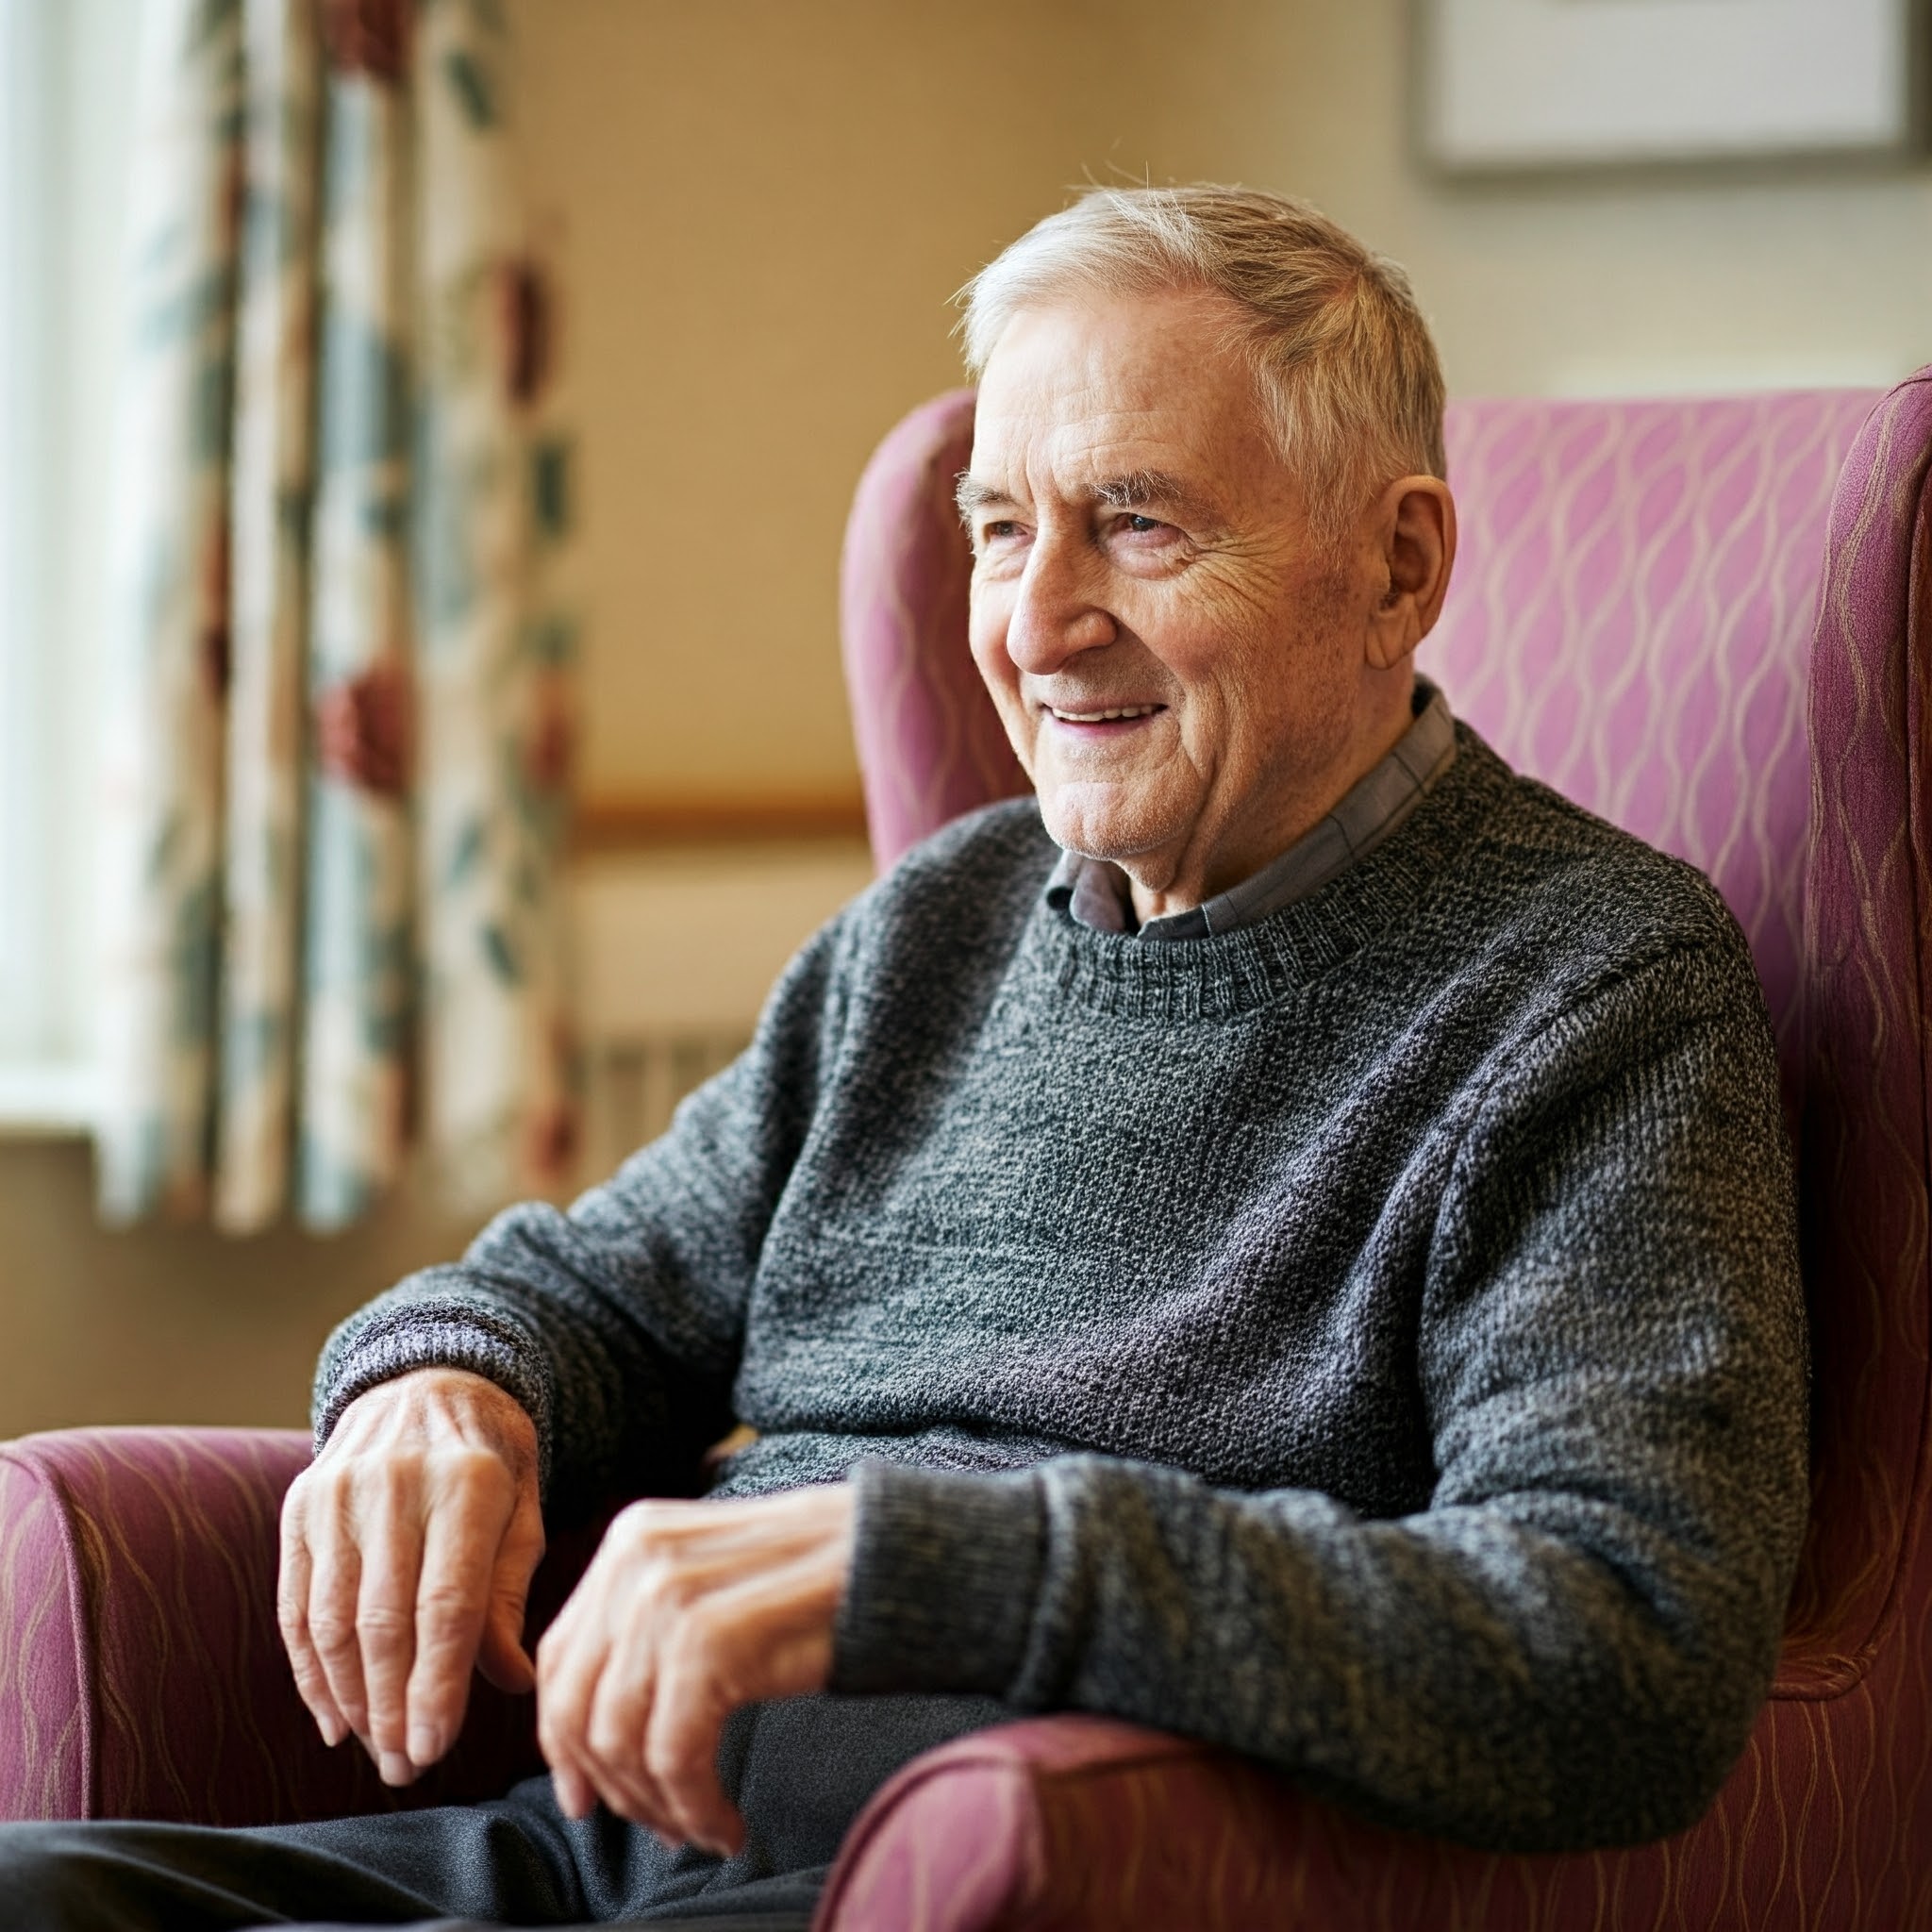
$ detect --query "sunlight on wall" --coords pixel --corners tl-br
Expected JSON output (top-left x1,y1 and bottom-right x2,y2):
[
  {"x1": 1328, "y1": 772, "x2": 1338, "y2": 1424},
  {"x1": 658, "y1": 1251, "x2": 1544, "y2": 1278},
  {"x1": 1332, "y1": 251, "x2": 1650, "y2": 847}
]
[{"x1": 512, "y1": 0, "x2": 1184, "y2": 805}]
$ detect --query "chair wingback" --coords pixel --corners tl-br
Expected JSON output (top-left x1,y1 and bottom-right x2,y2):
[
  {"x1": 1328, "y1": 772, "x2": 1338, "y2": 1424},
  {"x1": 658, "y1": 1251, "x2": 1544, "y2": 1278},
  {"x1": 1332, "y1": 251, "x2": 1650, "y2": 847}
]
[
  {"x1": 840, "y1": 389, "x2": 1024, "y2": 870},
  {"x1": 1420, "y1": 379, "x2": 1932, "y2": 1680},
  {"x1": 1789, "y1": 370, "x2": 1932, "y2": 1673}
]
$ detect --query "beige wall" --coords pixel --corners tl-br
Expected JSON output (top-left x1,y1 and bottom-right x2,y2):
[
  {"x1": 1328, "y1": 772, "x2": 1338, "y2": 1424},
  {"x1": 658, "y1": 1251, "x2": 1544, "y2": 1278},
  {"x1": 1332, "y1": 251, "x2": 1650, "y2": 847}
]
[
  {"x1": 8, "y1": 0, "x2": 1928, "y2": 1439},
  {"x1": 3, "y1": 0, "x2": 1176, "y2": 1441},
  {"x1": 518, "y1": 0, "x2": 1177, "y2": 806},
  {"x1": 0, "y1": 1138, "x2": 481, "y2": 1437}
]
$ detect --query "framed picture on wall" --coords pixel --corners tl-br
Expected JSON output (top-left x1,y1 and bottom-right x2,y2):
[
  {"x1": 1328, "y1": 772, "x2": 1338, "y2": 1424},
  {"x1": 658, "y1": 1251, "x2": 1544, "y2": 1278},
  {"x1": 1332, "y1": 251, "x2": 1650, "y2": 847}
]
[{"x1": 1414, "y1": 0, "x2": 1925, "y2": 174}]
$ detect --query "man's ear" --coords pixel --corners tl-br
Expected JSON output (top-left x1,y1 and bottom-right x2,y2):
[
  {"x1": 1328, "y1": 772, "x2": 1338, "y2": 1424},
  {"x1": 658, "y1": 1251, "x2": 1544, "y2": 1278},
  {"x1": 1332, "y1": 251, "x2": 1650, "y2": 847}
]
[{"x1": 1364, "y1": 476, "x2": 1457, "y2": 673}]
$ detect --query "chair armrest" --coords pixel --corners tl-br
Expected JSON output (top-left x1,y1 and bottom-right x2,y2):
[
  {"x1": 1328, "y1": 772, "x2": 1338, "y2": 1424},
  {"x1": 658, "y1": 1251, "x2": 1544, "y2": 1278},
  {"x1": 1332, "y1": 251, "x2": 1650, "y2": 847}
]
[
  {"x1": 815, "y1": 1704, "x2": 1862, "y2": 1932},
  {"x1": 0, "y1": 1426, "x2": 590, "y2": 1826},
  {"x1": 814, "y1": 1713, "x2": 1465, "y2": 1932}
]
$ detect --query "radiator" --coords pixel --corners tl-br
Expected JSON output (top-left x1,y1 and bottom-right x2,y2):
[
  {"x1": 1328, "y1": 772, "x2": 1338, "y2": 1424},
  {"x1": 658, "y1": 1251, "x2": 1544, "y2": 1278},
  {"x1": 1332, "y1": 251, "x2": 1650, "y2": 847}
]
[{"x1": 569, "y1": 842, "x2": 875, "y2": 1180}]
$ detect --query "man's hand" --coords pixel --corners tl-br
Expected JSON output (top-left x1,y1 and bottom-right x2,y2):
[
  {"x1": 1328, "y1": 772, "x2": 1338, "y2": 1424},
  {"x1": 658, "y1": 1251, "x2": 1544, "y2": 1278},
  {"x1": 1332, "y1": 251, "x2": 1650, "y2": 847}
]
[
  {"x1": 277, "y1": 1366, "x2": 545, "y2": 1786},
  {"x1": 536, "y1": 1486, "x2": 857, "y2": 1856}
]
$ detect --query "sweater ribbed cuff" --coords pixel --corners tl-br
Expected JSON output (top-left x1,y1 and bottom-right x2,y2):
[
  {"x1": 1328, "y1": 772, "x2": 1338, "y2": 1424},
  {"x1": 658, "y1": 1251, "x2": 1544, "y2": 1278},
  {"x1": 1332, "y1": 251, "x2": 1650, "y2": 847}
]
[
  {"x1": 829, "y1": 1459, "x2": 1046, "y2": 1699},
  {"x1": 312, "y1": 1312, "x2": 556, "y2": 1495}
]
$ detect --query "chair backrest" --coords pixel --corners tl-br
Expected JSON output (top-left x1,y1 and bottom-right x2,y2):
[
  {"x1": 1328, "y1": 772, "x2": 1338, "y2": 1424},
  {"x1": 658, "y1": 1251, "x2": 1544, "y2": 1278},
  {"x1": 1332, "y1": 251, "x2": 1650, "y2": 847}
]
[{"x1": 839, "y1": 375, "x2": 1932, "y2": 1674}]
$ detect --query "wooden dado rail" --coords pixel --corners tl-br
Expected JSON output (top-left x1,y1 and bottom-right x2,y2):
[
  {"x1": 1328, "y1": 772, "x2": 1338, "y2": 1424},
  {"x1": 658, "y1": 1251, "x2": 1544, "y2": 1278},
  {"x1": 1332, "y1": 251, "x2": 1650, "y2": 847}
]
[{"x1": 571, "y1": 790, "x2": 870, "y2": 853}]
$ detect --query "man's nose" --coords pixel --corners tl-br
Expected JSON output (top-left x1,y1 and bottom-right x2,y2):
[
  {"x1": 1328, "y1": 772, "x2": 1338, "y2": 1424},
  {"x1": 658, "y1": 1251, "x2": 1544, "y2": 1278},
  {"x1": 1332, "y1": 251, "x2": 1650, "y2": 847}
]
[{"x1": 1002, "y1": 535, "x2": 1117, "y2": 675}]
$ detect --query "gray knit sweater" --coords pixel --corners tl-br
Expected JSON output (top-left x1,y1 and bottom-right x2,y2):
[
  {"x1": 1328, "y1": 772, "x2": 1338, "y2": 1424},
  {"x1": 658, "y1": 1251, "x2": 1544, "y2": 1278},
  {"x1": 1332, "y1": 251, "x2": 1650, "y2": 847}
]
[{"x1": 315, "y1": 727, "x2": 1808, "y2": 1854}]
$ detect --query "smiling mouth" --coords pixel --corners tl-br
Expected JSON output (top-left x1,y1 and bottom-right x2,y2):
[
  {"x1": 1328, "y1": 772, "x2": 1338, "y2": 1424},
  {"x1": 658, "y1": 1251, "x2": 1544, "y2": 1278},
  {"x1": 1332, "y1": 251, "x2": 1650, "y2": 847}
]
[{"x1": 1046, "y1": 705, "x2": 1163, "y2": 724}]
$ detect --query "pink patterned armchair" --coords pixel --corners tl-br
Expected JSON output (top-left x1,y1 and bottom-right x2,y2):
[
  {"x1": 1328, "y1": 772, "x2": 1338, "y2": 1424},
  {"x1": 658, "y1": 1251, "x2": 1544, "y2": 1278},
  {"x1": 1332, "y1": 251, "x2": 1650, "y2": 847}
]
[
  {"x1": 825, "y1": 377, "x2": 1932, "y2": 1927},
  {"x1": 6, "y1": 372, "x2": 1932, "y2": 1930}
]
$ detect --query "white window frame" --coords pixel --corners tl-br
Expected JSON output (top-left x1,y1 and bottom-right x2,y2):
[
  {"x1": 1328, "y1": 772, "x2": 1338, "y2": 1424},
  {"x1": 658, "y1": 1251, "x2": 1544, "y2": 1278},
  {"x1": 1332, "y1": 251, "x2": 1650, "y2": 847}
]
[{"x1": 0, "y1": 0, "x2": 135, "y2": 1130}]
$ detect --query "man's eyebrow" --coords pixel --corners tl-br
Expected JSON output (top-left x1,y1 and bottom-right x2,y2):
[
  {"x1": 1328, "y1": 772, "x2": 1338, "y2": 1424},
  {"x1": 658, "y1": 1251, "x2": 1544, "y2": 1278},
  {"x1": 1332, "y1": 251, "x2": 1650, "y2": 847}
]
[
  {"x1": 1091, "y1": 470, "x2": 1212, "y2": 519},
  {"x1": 955, "y1": 469, "x2": 1213, "y2": 524},
  {"x1": 954, "y1": 473, "x2": 1010, "y2": 523}
]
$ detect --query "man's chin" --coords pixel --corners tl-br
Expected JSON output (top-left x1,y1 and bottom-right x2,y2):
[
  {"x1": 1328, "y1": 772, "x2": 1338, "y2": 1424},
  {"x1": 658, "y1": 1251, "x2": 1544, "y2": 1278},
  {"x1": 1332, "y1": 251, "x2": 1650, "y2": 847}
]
[{"x1": 1038, "y1": 786, "x2": 1180, "y2": 868}]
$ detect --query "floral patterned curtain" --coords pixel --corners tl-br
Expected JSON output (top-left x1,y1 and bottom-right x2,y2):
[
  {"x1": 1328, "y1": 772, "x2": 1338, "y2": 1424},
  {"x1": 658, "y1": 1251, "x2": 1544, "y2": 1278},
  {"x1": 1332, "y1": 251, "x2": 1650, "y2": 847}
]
[{"x1": 95, "y1": 0, "x2": 577, "y2": 1232}]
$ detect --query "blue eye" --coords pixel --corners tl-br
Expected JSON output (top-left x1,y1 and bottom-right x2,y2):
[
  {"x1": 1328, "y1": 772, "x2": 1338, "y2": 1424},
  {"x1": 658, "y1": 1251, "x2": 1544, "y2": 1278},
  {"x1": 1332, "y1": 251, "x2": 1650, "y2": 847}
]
[{"x1": 1124, "y1": 514, "x2": 1162, "y2": 534}]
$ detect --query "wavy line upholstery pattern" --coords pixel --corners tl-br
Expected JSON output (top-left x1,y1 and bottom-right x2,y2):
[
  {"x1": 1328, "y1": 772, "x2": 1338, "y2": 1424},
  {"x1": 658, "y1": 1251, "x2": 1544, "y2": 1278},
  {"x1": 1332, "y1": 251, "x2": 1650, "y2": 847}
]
[
  {"x1": 1424, "y1": 391, "x2": 1882, "y2": 1084},
  {"x1": 1786, "y1": 376, "x2": 1932, "y2": 1680},
  {"x1": 0, "y1": 1428, "x2": 601, "y2": 1827},
  {"x1": 0, "y1": 1455, "x2": 88, "y2": 1822},
  {"x1": 841, "y1": 386, "x2": 1872, "y2": 1065}
]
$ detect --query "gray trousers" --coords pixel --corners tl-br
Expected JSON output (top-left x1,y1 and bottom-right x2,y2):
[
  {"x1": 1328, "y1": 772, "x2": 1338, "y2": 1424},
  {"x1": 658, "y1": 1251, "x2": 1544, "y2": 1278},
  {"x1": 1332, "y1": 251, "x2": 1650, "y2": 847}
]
[{"x1": 0, "y1": 1693, "x2": 1005, "y2": 1930}]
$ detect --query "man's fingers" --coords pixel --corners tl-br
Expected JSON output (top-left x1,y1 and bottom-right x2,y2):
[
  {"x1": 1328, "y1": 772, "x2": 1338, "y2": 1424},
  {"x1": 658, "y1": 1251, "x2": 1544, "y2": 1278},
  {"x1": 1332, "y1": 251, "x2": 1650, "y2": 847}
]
[
  {"x1": 539, "y1": 1591, "x2": 678, "y2": 1839},
  {"x1": 402, "y1": 1491, "x2": 501, "y2": 1768},
  {"x1": 550, "y1": 1759, "x2": 597, "y2": 1822},
  {"x1": 306, "y1": 1499, "x2": 372, "y2": 1747},
  {"x1": 537, "y1": 1602, "x2": 601, "y2": 1820},
  {"x1": 583, "y1": 1636, "x2": 678, "y2": 1838},
  {"x1": 477, "y1": 1606, "x2": 537, "y2": 1696},
  {"x1": 276, "y1": 1502, "x2": 347, "y2": 1747},
  {"x1": 477, "y1": 1486, "x2": 545, "y2": 1697},
  {"x1": 642, "y1": 1564, "x2": 829, "y2": 1856},
  {"x1": 478, "y1": 1611, "x2": 537, "y2": 1695},
  {"x1": 527, "y1": 1491, "x2": 853, "y2": 1850},
  {"x1": 355, "y1": 1475, "x2": 426, "y2": 1783},
  {"x1": 274, "y1": 1369, "x2": 546, "y2": 1782},
  {"x1": 645, "y1": 1645, "x2": 741, "y2": 1857}
]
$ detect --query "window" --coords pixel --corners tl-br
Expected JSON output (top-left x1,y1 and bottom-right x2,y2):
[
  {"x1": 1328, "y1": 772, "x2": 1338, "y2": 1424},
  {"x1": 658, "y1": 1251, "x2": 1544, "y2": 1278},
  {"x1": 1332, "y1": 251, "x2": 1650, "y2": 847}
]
[{"x1": 0, "y1": 0, "x2": 134, "y2": 1124}]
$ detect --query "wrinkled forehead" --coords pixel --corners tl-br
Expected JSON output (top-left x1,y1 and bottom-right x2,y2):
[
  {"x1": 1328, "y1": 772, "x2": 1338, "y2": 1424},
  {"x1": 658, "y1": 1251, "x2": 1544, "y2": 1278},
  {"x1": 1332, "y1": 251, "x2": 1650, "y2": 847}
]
[{"x1": 967, "y1": 291, "x2": 1280, "y2": 506}]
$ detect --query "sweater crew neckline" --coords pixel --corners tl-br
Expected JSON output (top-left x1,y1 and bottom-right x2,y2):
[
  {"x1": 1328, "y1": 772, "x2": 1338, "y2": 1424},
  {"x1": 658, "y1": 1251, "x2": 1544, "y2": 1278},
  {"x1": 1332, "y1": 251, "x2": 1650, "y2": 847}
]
[{"x1": 1024, "y1": 724, "x2": 1512, "y2": 1020}]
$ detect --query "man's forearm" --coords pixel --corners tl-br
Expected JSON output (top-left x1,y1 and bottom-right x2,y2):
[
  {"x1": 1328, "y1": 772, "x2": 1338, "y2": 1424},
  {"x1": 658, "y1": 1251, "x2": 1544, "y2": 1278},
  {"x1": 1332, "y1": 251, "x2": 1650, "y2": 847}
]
[
  {"x1": 313, "y1": 1207, "x2": 730, "y2": 1513},
  {"x1": 827, "y1": 1443, "x2": 1788, "y2": 1854},
  {"x1": 313, "y1": 911, "x2": 848, "y2": 1507}
]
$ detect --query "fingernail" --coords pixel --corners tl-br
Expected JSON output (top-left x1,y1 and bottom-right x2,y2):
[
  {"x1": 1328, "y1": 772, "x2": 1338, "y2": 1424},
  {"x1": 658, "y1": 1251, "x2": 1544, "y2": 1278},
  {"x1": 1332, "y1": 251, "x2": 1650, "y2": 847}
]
[
  {"x1": 408, "y1": 1725, "x2": 441, "y2": 1764},
  {"x1": 316, "y1": 1711, "x2": 345, "y2": 1748},
  {"x1": 379, "y1": 1751, "x2": 414, "y2": 1787}
]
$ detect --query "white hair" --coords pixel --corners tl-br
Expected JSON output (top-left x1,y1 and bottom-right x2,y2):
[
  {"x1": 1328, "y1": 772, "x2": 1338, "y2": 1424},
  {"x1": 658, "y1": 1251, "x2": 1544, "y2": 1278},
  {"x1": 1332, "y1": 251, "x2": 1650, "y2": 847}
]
[{"x1": 960, "y1": 185, "x2": 1446, "y2": 539}]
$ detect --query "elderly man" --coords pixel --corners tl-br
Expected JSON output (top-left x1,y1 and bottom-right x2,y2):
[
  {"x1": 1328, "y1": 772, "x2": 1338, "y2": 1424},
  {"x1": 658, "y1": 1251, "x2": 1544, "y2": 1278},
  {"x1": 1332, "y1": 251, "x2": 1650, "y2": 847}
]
[{"x1": 5, "y1": 186, "x2": 1806, "y2": 1929}]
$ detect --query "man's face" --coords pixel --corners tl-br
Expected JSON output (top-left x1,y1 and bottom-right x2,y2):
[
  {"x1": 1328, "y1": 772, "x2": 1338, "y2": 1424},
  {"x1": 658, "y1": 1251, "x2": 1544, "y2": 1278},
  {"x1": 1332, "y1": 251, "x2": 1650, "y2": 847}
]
[{"x1": 962, "y1": 288, "x2": 1390, "y2": 908}]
